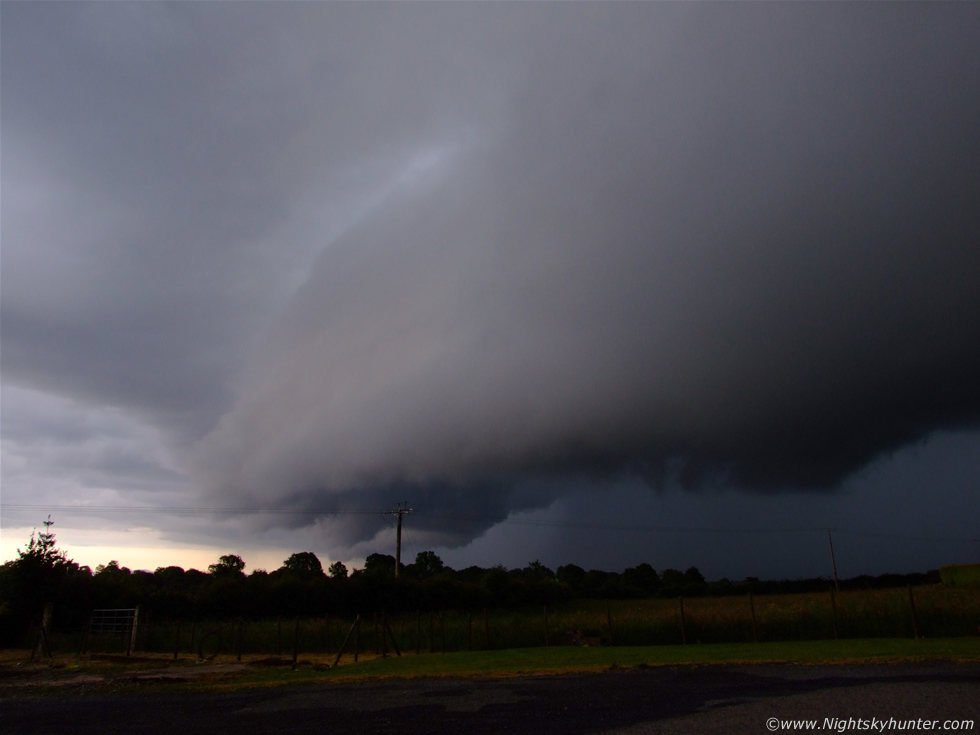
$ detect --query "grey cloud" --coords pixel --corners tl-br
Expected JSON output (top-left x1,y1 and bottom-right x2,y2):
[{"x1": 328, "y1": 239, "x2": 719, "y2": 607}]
[
  {"x1": 3, "y1": 3, "x2": 979, "y2": 560},
  {"x1": 1, "y1": 2, "x2": 529, "y2": 438},
  {"x1": 189, "y1": 5, "x2": 980, "y2": 551},
  {"x1": 0, "y1": 385, "x2": 188, "y2": 544}
]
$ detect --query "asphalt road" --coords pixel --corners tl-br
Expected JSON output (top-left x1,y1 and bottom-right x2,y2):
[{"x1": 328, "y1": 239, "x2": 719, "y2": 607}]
[{"x1": 2, "y1": 663, "x2": 978, "y2": 735}]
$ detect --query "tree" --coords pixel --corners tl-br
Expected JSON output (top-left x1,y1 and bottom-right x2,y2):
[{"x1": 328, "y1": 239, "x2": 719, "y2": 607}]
[
  {"x1": 683, "y1": 566, "x2": 706, "y2": 590},
  {"x1": 19, "y1": 517, "x2": 71, "y2": 569},
  {"x1": 556, "y1": 564, "x2": 586, "y2": 591},
  {"x1": 95, "y1": 560, "x2": 131, "y2": 576},
  {"x1": 413, "y1": 551, "x2": 445, "y2": 579},
  {"x1": 481, "y1": 565, "x2": 512, "y2": 601},
  {"x1": 208, "y1": 554, "x2": 246, "y2": 577},
  {"x1": 521, "y1": 560, "x2": 555, "y2": 582},
  {"x1": 623, "y1": 563, "x2": 660, "y2": 596},
  {"x1": 14, "y1": 517, "x2": 75, "y2": 602},
  {"x1": 660, "y1": 568, "x2": 685, "y2": 594},
  {"x1": 0, "y1": 518, "x2": 79, "y2": 641},
  {"x1": 363, "y1": 553, "x2": 396, "y2": 577},
  {"x1": 280, "y1": 552, "x2": 324, "y2": 577},
  {"x1": 327, "y1": 561, "x2": 348, "y2": 579}
]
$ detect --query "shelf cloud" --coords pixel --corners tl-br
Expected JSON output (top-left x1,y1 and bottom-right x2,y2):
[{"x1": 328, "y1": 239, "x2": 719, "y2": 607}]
[
  {"x1": 186, "y1": 5, "x2": 980, "y2": 547},
  {"x1": 4, "y1": 3, "x2": 979, "y2": 558}
]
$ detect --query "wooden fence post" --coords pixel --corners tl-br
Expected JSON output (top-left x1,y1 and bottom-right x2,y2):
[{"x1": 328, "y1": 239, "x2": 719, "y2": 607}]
[
  {"x1": 829, "y1": 588, "x2": 839, "y2": 639},
  {"x1": 143, "y1": 609, "x2": 153, "y2": 653},
  {"x1": 543, "y1": 606, "x2": 550, "y2": 647},
  {"x1": 679, "y1": 597, "x2": 687, "y2": 645},
  {"x1": 332, "y1": 615, "x2": 360, "y2": 668},
  {"x1": 749, "y1": 592, "x2": 758, "y2": 643},
  {"x1": 173, "y1": 620, "x2": 181, "y2": 661},
  {"x1": 416, "y1": 611, "x2": 422, "y2": 655},
  {"x1": 277, "y1": 617, "x2": 282, "y2": 657},
  {"x1": 606, "y1": 600, "x2": 614, "y2": 646},
  {"x1": 429, "y1": 612, "x2": 434, "y2": 654},
  {"x1": 78, "y1": 614, "x2": 92, "y2": 657},
  {"x1": 383, "y1": 615, "x2": 402, "y2": 657},
  {"x1": 128, "y1": 606, "x2": 140, "y2": 657},
  {"x1": 484, "y1": 608, "x2": 491, "y2": 650},
  {"x1": 468, "y1": 614, "x2": 473, "y2": 651},
  {"x1": 236, "y1": 617, "x2": 244, "y2": 662},
  {"x1": 381, "y1": 611, "x2": 388, "y2": 658},
  {"x1": 41, "y1": 602, "x2": 54, "y2": 657},
  {"x1": 291, "y1": 616, "x2": 300, "y2": 670},
  {"x1": 354, "y1": 615, "x2": 360, "y2": 662},
  {"x1": 31, "y1": 603, "x2": 54, "y2": 660},
  {"x1": 907, "y1": 586, "x2": 920, "y2": 640}
]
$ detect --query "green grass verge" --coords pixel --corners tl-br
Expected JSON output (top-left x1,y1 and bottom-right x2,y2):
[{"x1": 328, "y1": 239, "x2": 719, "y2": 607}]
[
  {"x1": 182, "y1": 638, "x2": 980, "y2": 690},
  {"x1": 330, "y1": 638, "x2": 980, "y2": 677},
  {"x1": 5, "y1": 638, "x2": 979, "y2": 694}
]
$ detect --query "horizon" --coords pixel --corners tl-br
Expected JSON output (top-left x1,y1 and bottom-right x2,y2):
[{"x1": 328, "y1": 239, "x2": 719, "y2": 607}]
[{"x1": 0, "y1": 516, "x2": 959, "y2": 585}]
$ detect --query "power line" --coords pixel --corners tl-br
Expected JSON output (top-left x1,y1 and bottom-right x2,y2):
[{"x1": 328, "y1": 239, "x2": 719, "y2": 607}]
[
  {"x1": 0, "y1": 503, "x2": 829, "y2": 531},
  {"x1": 0, "y1": 504, "x2": 971, "y2": 543},
  {"x1": 0, "y1": 504, "x2": 386, "y2": 516}
]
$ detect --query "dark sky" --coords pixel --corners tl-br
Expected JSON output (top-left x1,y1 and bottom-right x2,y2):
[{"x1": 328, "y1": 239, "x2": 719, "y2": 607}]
[{"x1": 2, "y1": 2, "x2": 979, "y2": 579}]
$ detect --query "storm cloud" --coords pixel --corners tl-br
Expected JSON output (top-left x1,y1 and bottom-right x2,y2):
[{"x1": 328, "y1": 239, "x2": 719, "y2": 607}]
[
  {"x1": 191, "y1": 4, "x2": 980, "y2": 544},
  {"x1": 4, "y1": 3, "x2": 980, "y2": 558}
]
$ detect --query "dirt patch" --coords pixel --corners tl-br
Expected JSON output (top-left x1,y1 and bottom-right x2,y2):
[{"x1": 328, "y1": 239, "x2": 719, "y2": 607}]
[{"x1": 0, "y1": 657, "x2": 250, "y2": 692}]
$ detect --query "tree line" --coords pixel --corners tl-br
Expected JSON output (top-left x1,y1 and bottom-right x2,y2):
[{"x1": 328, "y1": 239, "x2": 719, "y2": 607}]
[{"x1": 0, "y1": 519, "x2": 938, "y2": 648}]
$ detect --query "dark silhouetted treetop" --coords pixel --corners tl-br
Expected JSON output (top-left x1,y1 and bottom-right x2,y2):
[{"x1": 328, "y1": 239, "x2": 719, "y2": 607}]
[
  {"x1": 520, "y1": 560, "x2": 555, "y2": 582},
  {"x1": 660, "y1": 568, "x2": 685, "y2": 590},
  {"x1": 413, "y1": 551, "x2": 445, "y2": 579},
  {"x1": 327, "y1": 560, "x2": 348, "y2": 578},
  {"x1": 623, "y1": 563, "x2": 660, "y2": 594},
  {"x1": 208, "y1": 554, "x2": 246, "y2": 577},
  {"x1": 556, "y1": 564, "x2": 586, "y2": 590},
  {"x1": 95, "y1": 560, "x2": 131, "y2": 576},
  {"x1": 363, "y1": 552, "x2": 396, "y2": 576},
  {"x1": 0, "y1": 518, "x2": 86, "y2": 637},
  {"x1": 280, "y1": 551, "x2": 324, "y2": 577},
  {"x1": 684, "y1": 567, "x2": 706, "y2": 587},
  {"x1": 18, "y1": 517, "x2": 71, "y2": 570}
]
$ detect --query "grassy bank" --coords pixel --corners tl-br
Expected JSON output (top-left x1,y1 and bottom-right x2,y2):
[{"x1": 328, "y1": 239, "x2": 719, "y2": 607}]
[
  {"x1": 320, "y1": 637, "x2": 980, "y2": 680},
  {"x1": 6, "y1": 637, "x2": 979, "y2": 694}
]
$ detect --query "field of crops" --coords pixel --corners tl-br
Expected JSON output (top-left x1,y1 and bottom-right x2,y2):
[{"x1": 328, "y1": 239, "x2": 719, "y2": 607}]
[{"x1": 53, "y1": 583, "x2": 978, "y2": 660}]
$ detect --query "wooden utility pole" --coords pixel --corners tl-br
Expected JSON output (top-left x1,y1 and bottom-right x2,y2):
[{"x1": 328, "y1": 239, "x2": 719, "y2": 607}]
[{"x1": 384, "y1": 503, "x2": 413, "y2": 577}]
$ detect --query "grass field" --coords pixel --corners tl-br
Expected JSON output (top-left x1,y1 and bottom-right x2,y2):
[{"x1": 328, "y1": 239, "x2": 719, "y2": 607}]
[
  {"x1": 323, "y1": 637, "x2": 980, "y2": 680},
  {"x1": 4, "y1": 638, "x2": 980, "y2": 693},
  {"x1": 27, "y1": 584, "x2": 980, "y2": 663}
]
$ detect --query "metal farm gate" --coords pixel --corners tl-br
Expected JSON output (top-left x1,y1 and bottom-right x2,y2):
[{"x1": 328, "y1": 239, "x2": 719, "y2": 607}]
[{"x1": 80, "y1": 607, "x2": 140, "y2": 655}]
